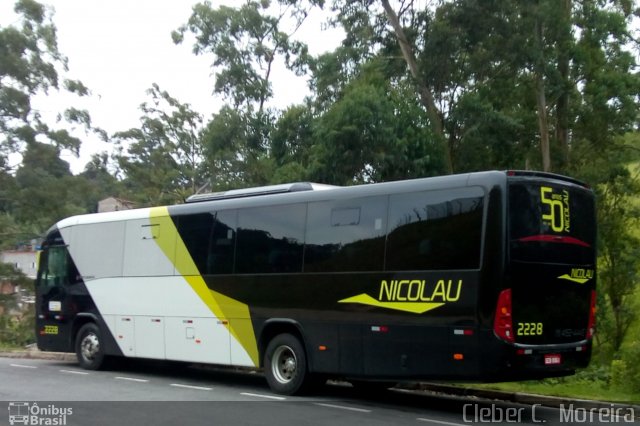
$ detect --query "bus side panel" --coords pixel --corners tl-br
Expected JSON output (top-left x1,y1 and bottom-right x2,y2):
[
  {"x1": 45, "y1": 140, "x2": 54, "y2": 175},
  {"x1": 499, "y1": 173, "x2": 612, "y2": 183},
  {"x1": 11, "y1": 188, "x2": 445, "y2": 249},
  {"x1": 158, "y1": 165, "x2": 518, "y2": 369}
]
[
  {"x1": 362, "y1": 324, "x2": 449, "y2": 378},
  {"x1": 67, "y1": 221, "x2": 126, "y2": 281},
  {"x1": 212, "y1": 270, "x2": 480, "y2": 379},
  {"x1": 477, "y1": 182, "x2": 507, "y2": 328}
]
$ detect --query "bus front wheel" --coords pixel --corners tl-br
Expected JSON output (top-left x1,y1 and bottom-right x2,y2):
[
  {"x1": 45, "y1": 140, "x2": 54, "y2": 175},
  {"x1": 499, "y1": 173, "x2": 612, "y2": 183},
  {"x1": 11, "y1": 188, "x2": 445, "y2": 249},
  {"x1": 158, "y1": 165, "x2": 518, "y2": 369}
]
[
  {"x1": 75, "y1": 323, "x2": 105, "y2": 370},
  {"x1": 264, "y1": 333, "x2": 309, "y2": 395}
]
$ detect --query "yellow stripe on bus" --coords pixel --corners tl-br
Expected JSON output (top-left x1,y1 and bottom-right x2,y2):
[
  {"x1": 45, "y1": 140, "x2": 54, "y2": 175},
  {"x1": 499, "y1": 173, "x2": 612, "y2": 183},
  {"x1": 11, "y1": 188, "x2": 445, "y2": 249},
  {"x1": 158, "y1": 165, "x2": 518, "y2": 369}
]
[{"x1": 149, "y1": 207, "x2": 259, "y2": 366}]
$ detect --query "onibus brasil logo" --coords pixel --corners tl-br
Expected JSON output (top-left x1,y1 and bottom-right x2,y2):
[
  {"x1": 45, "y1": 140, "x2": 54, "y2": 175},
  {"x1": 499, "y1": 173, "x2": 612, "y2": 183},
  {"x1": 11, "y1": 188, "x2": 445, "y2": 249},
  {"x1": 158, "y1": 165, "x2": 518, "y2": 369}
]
[
  {"x1": 338, "y1": 279, "x2": 463, "y2": 314},
  {"x1": 8, "y1": 402, "x2": 72, "y2": 426}
]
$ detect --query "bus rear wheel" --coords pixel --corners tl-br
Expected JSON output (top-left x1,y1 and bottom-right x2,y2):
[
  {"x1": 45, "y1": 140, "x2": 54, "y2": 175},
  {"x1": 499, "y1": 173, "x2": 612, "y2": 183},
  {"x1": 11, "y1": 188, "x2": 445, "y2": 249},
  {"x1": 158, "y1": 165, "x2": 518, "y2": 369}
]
[
  {"x1": 264, "y1": 333, "x2": 308, "y2": 395},
  {"x1": 75, "y1": 323, "x2": 106, "y2": 370}
]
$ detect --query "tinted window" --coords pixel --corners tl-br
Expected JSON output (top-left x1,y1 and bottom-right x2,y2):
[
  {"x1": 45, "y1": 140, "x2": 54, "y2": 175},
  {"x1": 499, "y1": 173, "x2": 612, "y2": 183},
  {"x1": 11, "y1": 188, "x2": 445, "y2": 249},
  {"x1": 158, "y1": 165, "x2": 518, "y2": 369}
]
[
  {"x1": 386, "y1": 188, "x2": 484, "y2": 270},
  {"x1": 236, "y1": 204, "x2": 306, "y2": 274},
  {"x1": 177, "y1": 210, "x2": 237, "y2": 275},
  {"x1": 37, "y1": 246, "x2": 68, "y2": 288},
  {"x1": 305, "y1": 196, "x2": 387, "y2": 272},
  {"x1": 509, "y1": 182, "x2": 595, "y2": 264}
]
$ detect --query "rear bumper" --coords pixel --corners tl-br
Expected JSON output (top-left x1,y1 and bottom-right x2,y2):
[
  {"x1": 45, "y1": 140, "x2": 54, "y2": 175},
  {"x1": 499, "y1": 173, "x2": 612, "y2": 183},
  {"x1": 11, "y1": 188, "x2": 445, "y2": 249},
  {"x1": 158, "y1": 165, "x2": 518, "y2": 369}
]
[{"x1": 478, "y1": 331, "x2": 592, "y2": 381}]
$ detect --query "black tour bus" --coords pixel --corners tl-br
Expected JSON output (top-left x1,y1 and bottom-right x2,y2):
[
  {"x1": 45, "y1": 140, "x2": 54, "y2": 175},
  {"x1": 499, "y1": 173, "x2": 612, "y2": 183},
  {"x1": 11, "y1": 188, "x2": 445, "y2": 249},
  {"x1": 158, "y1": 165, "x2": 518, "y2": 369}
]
[{"x1": 35, "y1": 171, "x2": 596, "y2": 394}]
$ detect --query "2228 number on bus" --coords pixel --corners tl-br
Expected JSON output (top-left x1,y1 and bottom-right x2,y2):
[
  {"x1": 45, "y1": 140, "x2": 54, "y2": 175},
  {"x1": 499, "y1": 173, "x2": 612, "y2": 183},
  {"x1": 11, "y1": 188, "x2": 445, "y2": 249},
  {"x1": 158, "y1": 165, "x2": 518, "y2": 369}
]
[{"x1": 517, "y1": 322, "x2": 543, "y2": 336}]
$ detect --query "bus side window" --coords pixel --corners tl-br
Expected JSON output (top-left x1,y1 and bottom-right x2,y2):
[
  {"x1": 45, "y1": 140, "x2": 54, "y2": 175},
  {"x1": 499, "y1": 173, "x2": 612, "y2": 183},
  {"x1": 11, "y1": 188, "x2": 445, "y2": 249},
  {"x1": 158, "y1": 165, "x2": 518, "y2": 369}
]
[
  {"x1": 236, "y1": 204, "x2": 306, "y2": 274},
  {"x1": 207, "y1": 210, "x2": 236, "y2": 274},
  {"x1": 177, "y1": 210, "x2": 237, "y2": 276},
  {"x1": 387, "y1": 189, "x2": 484, "y2": 271},
  {"x1": 305, "y1": 196, "x2": 387, "y2": 272}
]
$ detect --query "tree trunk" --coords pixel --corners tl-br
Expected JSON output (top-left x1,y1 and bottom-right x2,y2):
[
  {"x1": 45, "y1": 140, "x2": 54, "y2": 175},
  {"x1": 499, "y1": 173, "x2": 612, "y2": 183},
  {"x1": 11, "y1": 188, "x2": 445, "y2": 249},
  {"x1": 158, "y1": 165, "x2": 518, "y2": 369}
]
[
  {"x1": 380, "y1": 0, "x2": 453, "y2": 174},
  {"x1": 535, "y1": 73, "x2": 551, "y2": 172},
  {"x1": 534, "y1": 10, "x2": 551, "y2": 172},
  {"x1": 555, "y1": 0, "x2": 571, "y2": 169}
]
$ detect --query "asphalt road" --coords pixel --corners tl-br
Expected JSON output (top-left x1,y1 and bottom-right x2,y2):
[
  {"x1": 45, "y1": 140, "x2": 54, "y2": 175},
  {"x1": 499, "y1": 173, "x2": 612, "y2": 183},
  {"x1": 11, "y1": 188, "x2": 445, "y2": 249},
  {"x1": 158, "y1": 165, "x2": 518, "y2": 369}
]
[{"x1": 0, "y1": 357, "x2": 635, "y2": 426}]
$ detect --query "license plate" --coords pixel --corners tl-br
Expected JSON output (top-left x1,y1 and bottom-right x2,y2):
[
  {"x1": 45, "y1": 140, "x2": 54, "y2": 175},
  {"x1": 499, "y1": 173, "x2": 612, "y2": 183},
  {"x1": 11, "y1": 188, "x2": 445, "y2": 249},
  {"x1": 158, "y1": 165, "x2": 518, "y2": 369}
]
[{"x1": 544, "y1": 354, "x2": 562, "y2": 365}]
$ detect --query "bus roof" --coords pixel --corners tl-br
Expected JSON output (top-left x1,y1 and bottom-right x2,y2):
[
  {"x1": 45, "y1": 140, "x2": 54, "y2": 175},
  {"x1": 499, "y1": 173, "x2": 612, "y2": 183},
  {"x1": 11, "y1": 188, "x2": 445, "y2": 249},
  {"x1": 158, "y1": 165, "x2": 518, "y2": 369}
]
[{"x1": 53, "y1": 171, "x2": 514, "y2": 230}]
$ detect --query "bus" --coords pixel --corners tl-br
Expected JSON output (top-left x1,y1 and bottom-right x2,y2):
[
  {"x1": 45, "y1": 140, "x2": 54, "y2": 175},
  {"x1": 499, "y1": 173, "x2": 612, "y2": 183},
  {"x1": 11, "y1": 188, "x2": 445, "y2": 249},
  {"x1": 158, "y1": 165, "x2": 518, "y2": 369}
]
[{"x1": 35, "y1": 171, "x2": 597, "y2": 395}]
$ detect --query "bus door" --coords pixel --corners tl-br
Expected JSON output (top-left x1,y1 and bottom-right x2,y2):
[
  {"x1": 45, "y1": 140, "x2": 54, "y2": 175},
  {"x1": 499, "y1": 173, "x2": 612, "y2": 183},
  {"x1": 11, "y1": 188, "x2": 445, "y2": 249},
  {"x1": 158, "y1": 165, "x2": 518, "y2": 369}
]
[{"x1": 35, "y1": 237, "x2": 80, "y2": 352}]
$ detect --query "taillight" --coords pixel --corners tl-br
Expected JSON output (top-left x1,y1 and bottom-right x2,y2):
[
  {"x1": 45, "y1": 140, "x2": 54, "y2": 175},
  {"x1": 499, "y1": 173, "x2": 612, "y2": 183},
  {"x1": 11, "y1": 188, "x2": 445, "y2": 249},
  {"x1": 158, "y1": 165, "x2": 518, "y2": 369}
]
[
  {"x1": 494, "y1": 289, "x2": 514, "y2": 343},
  {"x1": 586, "y1": 290, "x2": 596, "y2": 339}
]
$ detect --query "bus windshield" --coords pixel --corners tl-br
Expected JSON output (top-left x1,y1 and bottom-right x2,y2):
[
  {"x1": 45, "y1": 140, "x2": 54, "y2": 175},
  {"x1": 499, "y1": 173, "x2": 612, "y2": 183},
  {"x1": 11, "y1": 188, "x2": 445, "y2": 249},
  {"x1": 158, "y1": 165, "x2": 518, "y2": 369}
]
[
  {"x1": 508, "y1": 182, "x2": 595, "y2": 265},
  {"x1": 37, "y1": 245, "x2": 69, "y2": 289}
]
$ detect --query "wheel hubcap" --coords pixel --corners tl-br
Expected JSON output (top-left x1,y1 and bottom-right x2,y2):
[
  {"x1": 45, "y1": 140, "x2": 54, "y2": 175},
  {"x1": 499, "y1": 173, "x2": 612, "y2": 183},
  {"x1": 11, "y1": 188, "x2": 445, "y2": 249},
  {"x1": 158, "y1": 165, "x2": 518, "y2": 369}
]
[
  {"x1": 271, "y1": 345, "x2": 297, "y2": 384},
  {"x1": 80, "y1": 332, "x2": 100, "y2": 361}
]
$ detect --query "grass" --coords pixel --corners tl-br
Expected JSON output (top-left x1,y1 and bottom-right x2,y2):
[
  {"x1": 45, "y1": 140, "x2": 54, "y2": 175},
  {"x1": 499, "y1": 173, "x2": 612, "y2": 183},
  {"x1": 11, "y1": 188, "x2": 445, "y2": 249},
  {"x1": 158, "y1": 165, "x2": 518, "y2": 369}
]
[
  {"x1": 474, "y1": 378, "x2": 639, "y2": 405},
  {"x1": 0, "y1": 342, "x2": 26, "y2": 352}
]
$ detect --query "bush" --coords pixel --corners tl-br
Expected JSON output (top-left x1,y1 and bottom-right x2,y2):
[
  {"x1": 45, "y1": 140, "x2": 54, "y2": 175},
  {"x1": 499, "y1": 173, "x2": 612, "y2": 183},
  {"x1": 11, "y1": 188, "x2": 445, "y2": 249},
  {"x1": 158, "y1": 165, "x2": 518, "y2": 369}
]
[
  {"x1": 610, "y1": 341, "x2": 640, "y2": 393},
  {"x1": 0, "y1": 307, "x2": 35, "y2": 349}
]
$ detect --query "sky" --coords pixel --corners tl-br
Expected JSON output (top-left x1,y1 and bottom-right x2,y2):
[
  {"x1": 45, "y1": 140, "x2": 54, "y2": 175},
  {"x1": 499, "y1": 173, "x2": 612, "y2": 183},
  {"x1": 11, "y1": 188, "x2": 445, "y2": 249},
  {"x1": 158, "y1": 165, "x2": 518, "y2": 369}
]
[{"x1": 2, "y1": 0, "x2": 343, "y2": 173}]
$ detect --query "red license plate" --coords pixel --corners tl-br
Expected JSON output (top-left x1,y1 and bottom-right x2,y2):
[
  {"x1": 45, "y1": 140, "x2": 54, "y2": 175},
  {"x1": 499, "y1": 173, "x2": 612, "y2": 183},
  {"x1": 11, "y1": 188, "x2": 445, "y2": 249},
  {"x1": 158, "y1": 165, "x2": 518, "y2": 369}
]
[{"x1": 544, "y1": 354, "x2": 562, "y2": 365}]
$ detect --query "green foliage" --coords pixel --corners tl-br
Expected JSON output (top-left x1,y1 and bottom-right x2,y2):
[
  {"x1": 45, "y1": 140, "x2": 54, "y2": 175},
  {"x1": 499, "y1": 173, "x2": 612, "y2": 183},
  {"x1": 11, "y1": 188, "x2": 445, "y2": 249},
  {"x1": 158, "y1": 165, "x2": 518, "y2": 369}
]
[
  {"x1": 174, "y1": 0, "x2": 314, "y2": 113},
  {"x1": 272, "y1": 104, "x2": 314, "y2": 169},
  {"x1": 201, "y1": 105, "x2": 274, "y2": 190},
  {"x1": 0, "y1": 308, "x2": 35, "y2": 348},
  {"x1": 0, "y1": 262, "x2": 35, "y2": 349},
  {"x1": 477, "y1": 361, "x2": 640, "y2": 403},
  {"x1": 114, "y1": 84, "x2": 205, "y2": 205},
  {"x1": 308, "y1": 64, "x2": 444, "y2": 184},
  {"x1": 0, "y1": 262, "x2": 32, "y2": 292},
  {"x1": 0, "y1": 0, "x2": 94, "y2": 166},
  {"x1": 309, "y1": 67, "x2": 397, "y2": 184},
  {"x1": 569, "y1": 141, "x2": 640, "y2": 357}
]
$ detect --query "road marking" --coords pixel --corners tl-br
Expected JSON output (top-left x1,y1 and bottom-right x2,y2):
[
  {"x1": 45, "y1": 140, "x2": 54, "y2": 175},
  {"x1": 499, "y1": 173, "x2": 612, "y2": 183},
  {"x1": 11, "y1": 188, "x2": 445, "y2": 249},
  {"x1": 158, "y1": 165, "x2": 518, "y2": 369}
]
[
  {"x1": 115, "y1": 376, "x2": 149, "y2": 383},
  {"x1": 240, "y1": 392, "x2": 286, "y2": 401},
  {"x1": 60, "y1": 369, "x2": 89, "y2": 375},
  {"x1": 314, "y1": 403, "x2": 371, "y2": 413},
  {"x1": 10, "y1": 364, "x2": 37, "y2": 369},
  {"x1": 417, "y1": 418, "x2": 467, "y2": 426},
  {"x1": 170, "y1": 383, "x2": 212, "y2": 391}
]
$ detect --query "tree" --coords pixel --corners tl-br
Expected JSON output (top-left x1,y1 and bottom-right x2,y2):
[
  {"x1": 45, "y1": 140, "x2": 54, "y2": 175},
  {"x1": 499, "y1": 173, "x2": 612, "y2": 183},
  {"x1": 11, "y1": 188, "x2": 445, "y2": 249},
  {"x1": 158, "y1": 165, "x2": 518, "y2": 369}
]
[
  {"x1": 0, "y1": 0, "x2": 92, "y2": 171},
  {"x1": 173, "y1": 0, "x2": 317, "y2": 114},
  {"x1": 308, "y1": 62, "x2": 443, "y2": 184},
  {"x1": 201, "y1": 105, "x2": 274, "y2": 190},
  {"x1": 571, "y1": 1, "x2": 639, "y2": 158},
  {"x1": 174, "y1": 1, "x2": 326, "y2": 188},
  {"x1": 380, "y1": 0, "x2": 451, "y2": 173},
  {"x1": 114, "y1": 85, "x2": 205, "y2": 205},
  {"x1": 571, "y1": 140, "x2": 640, "y2": 356},
  {"x1": 328, "y1": 0, "x2": 638, "y2": 174},
  {"x1": 13, "y1": 142, "x2": 86, "y2": 228},
  {"x1": 271, "y1": 104, "x2": 314, "y2": 183},
  {"x1": 597, "y1": 171, "x2": 640, "y2": 353}
]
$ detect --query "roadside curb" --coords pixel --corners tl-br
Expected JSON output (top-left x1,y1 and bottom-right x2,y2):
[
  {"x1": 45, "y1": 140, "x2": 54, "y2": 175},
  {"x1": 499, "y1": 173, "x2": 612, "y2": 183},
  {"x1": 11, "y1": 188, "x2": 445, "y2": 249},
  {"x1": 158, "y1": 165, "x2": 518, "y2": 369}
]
[
  {"x1": 0, "y1": 350, "x2": 76, "y2": 362},
  {"x1": 405, "y1": 382, "x2": 640, "y2": 418}
]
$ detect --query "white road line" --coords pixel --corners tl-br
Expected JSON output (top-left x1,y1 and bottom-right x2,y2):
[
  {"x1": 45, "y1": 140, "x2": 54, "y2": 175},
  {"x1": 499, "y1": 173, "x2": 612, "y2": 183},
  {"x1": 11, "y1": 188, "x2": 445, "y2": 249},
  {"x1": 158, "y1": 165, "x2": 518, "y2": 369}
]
[
  {"x1": 60, "y1": 369, "x2": 89, "y2": 375},
  {"x1": 240, "y1": 392, "x2": 286, "y2": 401},
  {"x1": 115, "y1": 376, "x2": 149, "y2": 383},
  {"x1": 314, "y1": 403, "x2": 372, "y2": 413},
  {"x1": 417, "y1": 417, "x2": 467, "y2": 426},
  {"x1": 10, "y1": 364, "x2": 37, "y2": 369},
  {"x1": 170, "y1": 383, "x2": 212, "y2": 391}
]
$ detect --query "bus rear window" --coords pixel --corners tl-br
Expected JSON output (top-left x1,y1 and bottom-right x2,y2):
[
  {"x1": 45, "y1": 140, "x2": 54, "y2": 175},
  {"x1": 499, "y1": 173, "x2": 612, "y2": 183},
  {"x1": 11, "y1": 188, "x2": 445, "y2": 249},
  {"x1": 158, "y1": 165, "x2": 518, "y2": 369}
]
[{"x1": 508, "y1": 182, "x2": 595, "y2": 264}]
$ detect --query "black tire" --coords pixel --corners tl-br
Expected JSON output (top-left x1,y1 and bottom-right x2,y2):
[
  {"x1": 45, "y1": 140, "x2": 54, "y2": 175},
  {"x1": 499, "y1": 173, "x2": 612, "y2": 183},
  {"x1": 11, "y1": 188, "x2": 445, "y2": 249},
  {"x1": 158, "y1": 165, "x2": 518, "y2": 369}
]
[
  {"x1": 264, "y1": 333, "x2": 309, "y2": 395},
  {"x1": 75, "y1": 323, "x2": 106, "y2": 370}
]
